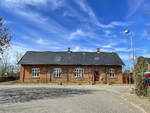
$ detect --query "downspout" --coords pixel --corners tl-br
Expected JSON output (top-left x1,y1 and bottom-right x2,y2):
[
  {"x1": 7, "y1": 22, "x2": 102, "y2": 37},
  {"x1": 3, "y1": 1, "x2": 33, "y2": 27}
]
[
  {"x1": 105, "y1": 66, "x2": 107, "y2": 84},
  {"x1": 67, "y1": 67, "x2": 69, "y2": 82},
  {"x1": 23, "y1": 65, "x2": 25, "y2": 82},
  {"x1": 49, "y1": 69, "x2": 51, "y2": 82},
  {"x1": 92, "y1": 65, "x2": 94, "y2": 84},
  {"x1": 46, "y1": 66, "x2": 48, "y2": 83}
]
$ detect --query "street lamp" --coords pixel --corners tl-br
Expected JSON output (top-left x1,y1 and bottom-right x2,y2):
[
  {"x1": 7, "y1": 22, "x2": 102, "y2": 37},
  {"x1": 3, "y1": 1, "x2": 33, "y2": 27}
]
[
  {"x1": 124, "y1": 29, "x2": 135, "y2": 85},
  {"x1": 124, "y1": 30, "x2": 135, "y2": 65}
]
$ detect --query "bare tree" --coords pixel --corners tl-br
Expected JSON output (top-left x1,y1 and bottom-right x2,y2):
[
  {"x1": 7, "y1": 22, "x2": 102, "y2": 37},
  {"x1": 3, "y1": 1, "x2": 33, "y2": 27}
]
[
  {"x1": 0, "y1": 52, "x2": 9, "y2": 76},
  {"x1": 0, "y1": 18, "x2": 12, "y2": 55},
  {"x1": 15, "y1": 51, "x2": 23, "y2": 73}
]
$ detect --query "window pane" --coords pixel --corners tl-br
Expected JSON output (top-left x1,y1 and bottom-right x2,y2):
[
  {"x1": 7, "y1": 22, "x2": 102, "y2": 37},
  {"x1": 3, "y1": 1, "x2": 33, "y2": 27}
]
[
  {"x1": 32, "y1": 68, "x2": 40, "y2": 77},
  {"x1": 109, "y1": 68, "x2": 115, "y2": 78},
  {"x1": 53, "y1": 68, "x2": 61, "y2": 77},
  {"x1": 74, "y1": 68, "x2": 84, "y2": 78}
]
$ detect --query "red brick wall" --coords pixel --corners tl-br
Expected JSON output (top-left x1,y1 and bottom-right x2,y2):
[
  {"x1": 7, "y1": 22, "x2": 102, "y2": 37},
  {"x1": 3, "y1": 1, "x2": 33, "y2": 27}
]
[{"x1": 20, "y1": 65, "x2": 123, "y2": 84}]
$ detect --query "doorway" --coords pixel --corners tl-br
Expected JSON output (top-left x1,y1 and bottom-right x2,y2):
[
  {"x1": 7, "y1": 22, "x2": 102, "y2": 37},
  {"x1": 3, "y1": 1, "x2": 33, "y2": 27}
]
[{"x1": 94, "y1": 69, "x2": 99, "y2": 81}]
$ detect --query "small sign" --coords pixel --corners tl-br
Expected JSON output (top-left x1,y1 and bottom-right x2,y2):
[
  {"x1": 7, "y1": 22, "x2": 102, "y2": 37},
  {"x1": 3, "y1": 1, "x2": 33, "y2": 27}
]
[
  {"x1": 144, "y1": 72, "x2": 150, "y2": 86},
  {"x1": 145, "y1": 78, "x2": 150, "y2": 86}
]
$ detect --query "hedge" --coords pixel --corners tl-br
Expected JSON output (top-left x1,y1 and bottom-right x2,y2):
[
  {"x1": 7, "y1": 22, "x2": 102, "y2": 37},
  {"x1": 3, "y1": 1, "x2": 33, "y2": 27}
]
[{"x1": 0, "y1": 76, "x2": 19, "y2": 82}]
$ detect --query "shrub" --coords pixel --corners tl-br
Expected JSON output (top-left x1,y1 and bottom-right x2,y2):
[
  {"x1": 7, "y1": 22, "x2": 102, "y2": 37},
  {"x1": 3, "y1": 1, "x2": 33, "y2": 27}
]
[
  {"x1": 134, "y1": 57, "x2": 148, "y2": 96},
  {"x1": 136, "y1": 78, "x2": 148, "y2": 96},
  {"x1": 0, "y1": 75, "x2": 19, "y2": 82}
]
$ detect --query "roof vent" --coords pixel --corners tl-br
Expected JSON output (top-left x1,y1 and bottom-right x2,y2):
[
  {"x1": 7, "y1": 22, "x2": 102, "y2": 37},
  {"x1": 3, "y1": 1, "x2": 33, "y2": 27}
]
[
  {"x1": 56, "y1": 56, "x2": 61, "y2": 61},
  {"x1": 82, "y1": 52, "x2": 86, "y2": 55},
  {"x1": 68, "y1": 48, "x2": 71, "y2": 53},
  {"x1": 94, "y1": 57, "x2": 99, "y2": 60},
  {"x1": 97, "y1": 48, "x2": 100, "y2": 53}
]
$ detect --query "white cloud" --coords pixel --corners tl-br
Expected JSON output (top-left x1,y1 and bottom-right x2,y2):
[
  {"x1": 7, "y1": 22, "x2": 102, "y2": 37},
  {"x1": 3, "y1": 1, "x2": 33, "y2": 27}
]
[
  {"x1": 82, "y1": 48, "x2": 94, "y2": 52},
  {"x1": 36, "y1": 38, "x2": 45, "y2": 45},
  {"x1": 114, "y1": 47, "x2": 131, "y2": 52},
  {"x1": 102, "y1": 43, "x2": 117, "y2": 49},
  {"x1": 103, "y1": 30, "x2": 111, "y2": 36},
  {"x1": 2, "y1": 0, "x2": 47, "y2": 8},
  {"x1": 71, "y1": 46, "x2": 95, "y2": 52},
  {"x1": 2, "y1": 0, "x2": 63, "y2": 9},
  {"x1": 5, "y1": 0, "x2": 46, "y2": 4},
  {"x1": 73, "y1": 46, "x2": 81, "y2": 52},
  {"x1": 142, "y1": 54, "x2": 150, "y2": 58},
  {"x1": 69, "y1": 29, "x2": 84, "y2": 40},
  {"x1": 68, "y1": 29, "x2": 94, "y2": 40},
  {"x1": 103, "y1": 30, "x2": 113, "y2": 37},
  {"x1": 120, "y1": 54, "x2": 132, "y2": 61}
]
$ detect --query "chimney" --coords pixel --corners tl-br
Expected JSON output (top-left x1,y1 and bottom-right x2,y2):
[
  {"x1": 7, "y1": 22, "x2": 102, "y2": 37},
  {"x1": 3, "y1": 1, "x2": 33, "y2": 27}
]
[
  {"x1": 68, "y1": 48, "x2": 71, "y2": 53},
  {"x1": 97, "y1": 48, "x2": 100, "y2": 53}
]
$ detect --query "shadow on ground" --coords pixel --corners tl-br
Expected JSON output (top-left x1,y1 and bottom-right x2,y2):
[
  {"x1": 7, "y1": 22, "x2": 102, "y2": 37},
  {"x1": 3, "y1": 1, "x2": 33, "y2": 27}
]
[{"x1": 0, "y1": 88, "x2": 95, "y2": 104}]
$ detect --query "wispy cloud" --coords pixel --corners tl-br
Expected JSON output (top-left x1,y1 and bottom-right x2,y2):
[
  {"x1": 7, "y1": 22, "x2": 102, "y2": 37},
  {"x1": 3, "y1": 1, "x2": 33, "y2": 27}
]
[
  {"x1": 76, "y1": 0, "x2": 130, "y2": 29},
  {"x1": 142, "y1": 30, "x2": 150, "y2": 40},
  {"x1": 98, "y1": 21, "x2": 130, "y2": 28},
  {"x1": 103, "y1": 30, "x2": 112, "y2": 36},
  {"x1": 0, "y1": 0, "x2": 146, "y2": 67},
  {"x1": 126, "y1": 0, "x2": 145, "y2": 18},
  {"x1": 15, "y1": 10, "x2": 68, "y2": 35}
]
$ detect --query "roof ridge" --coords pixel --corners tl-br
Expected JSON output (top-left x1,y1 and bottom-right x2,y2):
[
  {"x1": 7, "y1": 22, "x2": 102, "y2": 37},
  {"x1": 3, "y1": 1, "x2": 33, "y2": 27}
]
[{"x1": 27, "y1": 51, "x2": 115, "y2": 54}]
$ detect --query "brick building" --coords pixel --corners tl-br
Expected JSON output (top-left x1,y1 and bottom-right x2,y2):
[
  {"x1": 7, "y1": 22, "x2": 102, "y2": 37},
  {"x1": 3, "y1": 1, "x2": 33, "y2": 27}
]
[{"x1": 18, "y1": 48, "x2": 125, "y2": 84}]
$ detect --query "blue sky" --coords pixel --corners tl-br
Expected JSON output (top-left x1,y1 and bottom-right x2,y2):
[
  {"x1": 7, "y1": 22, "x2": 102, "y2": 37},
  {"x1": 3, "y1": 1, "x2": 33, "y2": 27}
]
[{"x1": 0, "y1": 0, "x2": 150, "y2": 67}]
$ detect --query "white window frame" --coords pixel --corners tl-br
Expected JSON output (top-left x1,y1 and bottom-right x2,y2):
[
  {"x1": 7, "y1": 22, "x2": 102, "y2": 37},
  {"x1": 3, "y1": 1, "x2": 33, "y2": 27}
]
[
  {"x1": 74, "y1": 68, "x2": 84, "y2": 78},
  {"x1": 109, "y1": 68, "x2": 115, "y2": 78},
  {"x1": 53, "y1": 68, "x2": 62, "y2": 78},
  {"x1": 32, "y1": 68, "x2": 40, "y2": 78}
]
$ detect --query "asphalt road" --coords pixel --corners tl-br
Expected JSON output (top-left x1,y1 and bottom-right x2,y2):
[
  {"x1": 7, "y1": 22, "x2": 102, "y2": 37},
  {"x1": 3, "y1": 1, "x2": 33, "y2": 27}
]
[{"x1": 0, "y1": 86, "x2": 145, "y2": 113}]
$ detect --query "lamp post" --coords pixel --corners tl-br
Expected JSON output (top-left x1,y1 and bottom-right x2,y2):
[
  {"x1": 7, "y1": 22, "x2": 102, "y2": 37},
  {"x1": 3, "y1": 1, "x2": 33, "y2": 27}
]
[{"x1": 124, "y1": 30, "x2": 135, "y2": 85}]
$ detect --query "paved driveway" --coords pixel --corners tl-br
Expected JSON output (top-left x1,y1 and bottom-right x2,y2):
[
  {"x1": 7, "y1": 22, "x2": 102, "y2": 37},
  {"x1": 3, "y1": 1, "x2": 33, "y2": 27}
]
[{"x1": 0, "y1": 85, "x2": 145, "y2": 113}]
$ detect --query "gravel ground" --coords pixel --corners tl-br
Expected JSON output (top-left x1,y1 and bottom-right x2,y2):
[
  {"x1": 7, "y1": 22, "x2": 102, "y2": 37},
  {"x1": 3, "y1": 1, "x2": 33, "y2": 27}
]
[
  {"x1": 0, "y1": 85, "x2": 145, "y2": 113},
  {"x1": 0, "y1": 87, "x2": 94, "y2": 104}
]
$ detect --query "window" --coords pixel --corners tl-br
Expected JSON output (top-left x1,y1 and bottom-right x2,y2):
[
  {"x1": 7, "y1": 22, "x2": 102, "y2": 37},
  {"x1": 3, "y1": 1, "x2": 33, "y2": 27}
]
[
  {"x1": 53, "y1": 68, "x2": 62, "y2": 78},
  {"x1": 32, "y1": 68, "x2": 40, "y2": 78},
  {"x1": 109, "y1": 68, "x2": 115, "y2": 78},
  {"x1": 74, "y1": 68, "x2": 84, "y2": 78}
]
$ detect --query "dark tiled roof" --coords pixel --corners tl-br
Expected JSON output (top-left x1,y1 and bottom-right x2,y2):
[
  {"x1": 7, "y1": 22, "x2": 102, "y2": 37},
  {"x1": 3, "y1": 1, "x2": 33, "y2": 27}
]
[
  {"x1": 18, "y1": 51, "x2": 125, "y2": 66},
  {"x1": 146, "y1": 58, "x2": 150, "y2": 64}
]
